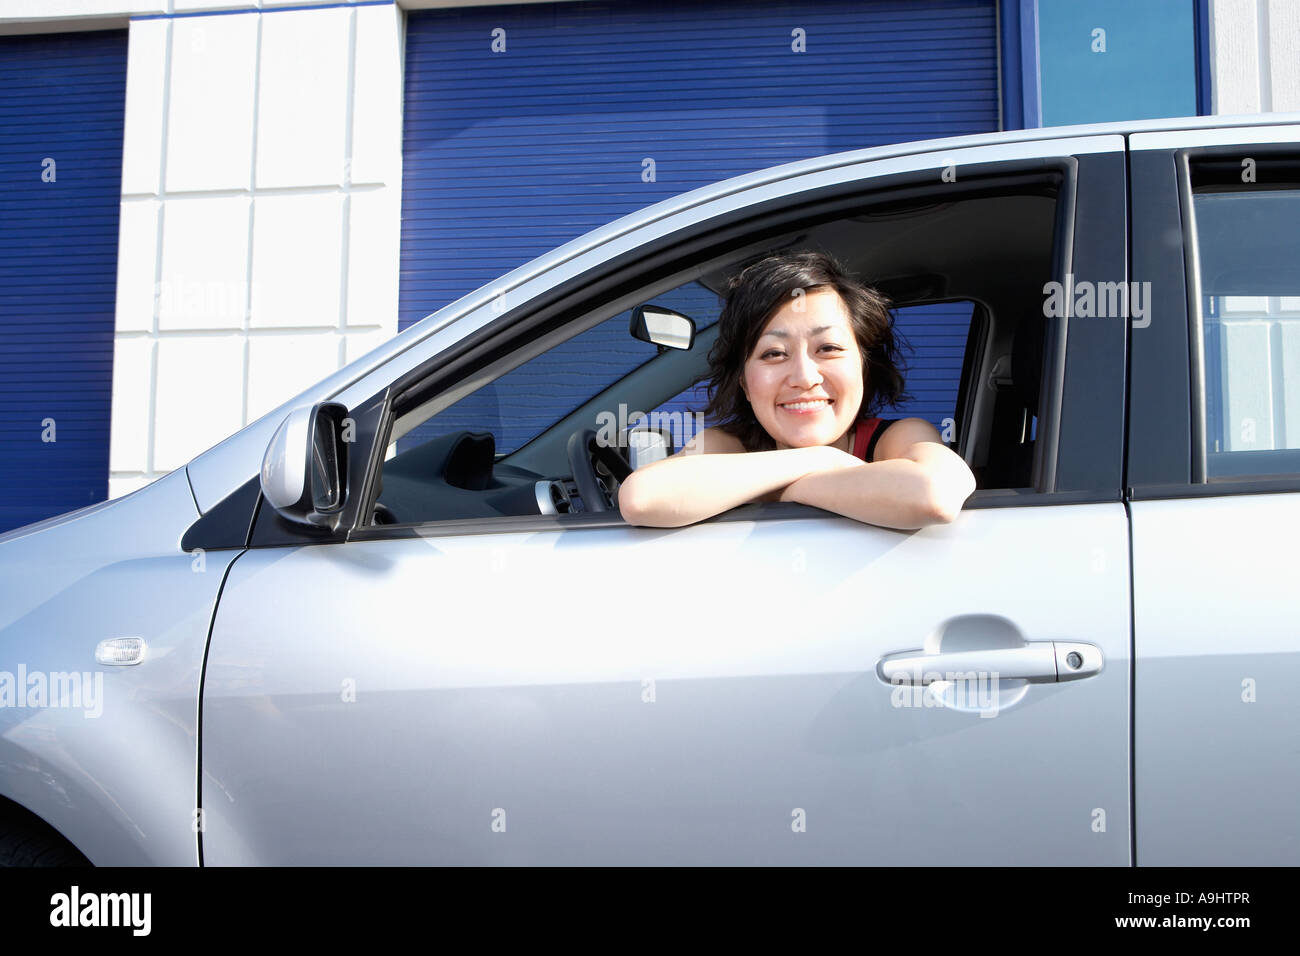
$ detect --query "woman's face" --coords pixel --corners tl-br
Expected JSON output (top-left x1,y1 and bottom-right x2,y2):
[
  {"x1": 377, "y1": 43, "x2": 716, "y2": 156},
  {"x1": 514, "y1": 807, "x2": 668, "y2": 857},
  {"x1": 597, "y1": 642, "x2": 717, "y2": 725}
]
[{"x1": 740, "y1": 287, "x2": 865, "y2": 451}]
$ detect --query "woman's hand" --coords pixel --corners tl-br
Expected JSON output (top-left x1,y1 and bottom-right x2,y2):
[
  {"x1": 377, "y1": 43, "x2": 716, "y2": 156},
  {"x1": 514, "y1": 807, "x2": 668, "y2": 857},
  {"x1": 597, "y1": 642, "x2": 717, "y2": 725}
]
[
  {"x1": 778, "y1": 418, "x2": 976, "y2": 529},
  {"x1": 749, "y1": 444, "x2": 861, "y2": 503}
]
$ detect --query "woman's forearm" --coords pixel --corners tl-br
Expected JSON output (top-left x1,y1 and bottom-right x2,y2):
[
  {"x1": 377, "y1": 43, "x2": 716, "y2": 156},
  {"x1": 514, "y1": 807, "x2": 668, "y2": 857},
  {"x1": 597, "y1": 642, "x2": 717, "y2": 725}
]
[
  {"x1": 618, "y1": 444, "x2": 851, "y2": 527},
  {"x1": 778, "y1": 445, "x2": 976, "y2": 529}
]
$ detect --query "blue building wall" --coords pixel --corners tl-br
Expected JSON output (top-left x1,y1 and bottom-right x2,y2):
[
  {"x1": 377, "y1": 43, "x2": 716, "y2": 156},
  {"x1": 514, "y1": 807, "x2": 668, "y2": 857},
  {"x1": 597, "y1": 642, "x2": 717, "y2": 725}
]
[
  {"x1": 1028, "y1": 0, "x2": 1203, "y2": 127},
  {"x1": 0, "y1": 30, "x2": 127, "y2": 533}
]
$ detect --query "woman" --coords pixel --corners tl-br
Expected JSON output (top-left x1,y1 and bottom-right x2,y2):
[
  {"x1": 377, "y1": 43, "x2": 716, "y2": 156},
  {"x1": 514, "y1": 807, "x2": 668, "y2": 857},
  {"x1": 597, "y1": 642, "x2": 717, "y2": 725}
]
[{"x1": 618, "y1": 250, "x2": 977, "y2": 529}]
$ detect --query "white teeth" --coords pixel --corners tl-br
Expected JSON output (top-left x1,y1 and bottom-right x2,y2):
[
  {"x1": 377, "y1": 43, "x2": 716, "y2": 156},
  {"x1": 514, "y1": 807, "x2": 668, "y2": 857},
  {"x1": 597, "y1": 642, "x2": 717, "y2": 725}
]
[{"x1": 782, "y1": 400, "x2": 830, "y2": 411}]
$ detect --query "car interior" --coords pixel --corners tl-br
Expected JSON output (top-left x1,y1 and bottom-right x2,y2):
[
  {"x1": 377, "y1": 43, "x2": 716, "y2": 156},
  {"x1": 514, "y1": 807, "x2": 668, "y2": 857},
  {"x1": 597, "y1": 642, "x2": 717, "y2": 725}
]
[{"x1": 369, "y1": 183, "x2": 1061, "y2": 527}]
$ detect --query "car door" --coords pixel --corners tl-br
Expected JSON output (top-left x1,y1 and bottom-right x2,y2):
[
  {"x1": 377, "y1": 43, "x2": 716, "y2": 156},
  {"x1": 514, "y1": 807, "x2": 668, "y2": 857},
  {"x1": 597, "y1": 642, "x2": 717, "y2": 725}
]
[
  {"x1": 197, "y1": 133, "x2": 1134, "y2": 865},
  {"x1": 1127, "y1": 124, "x2": 1300, "y2": 865}
]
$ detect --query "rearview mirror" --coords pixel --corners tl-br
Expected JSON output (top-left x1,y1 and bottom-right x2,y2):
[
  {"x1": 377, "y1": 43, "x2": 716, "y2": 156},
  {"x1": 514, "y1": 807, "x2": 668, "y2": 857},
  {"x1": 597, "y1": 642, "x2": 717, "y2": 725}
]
[
  {"x1": 630, "y1": 304, "x2": 696, "y2": 350},
  {"x1": 260, "y1": 402, "x2": 350, "y2": 531}
]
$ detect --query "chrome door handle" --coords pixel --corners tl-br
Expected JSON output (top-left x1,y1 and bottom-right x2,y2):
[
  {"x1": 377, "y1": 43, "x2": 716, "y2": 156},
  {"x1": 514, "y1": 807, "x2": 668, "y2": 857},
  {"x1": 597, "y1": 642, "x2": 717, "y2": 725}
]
[{"x1": 877, "y1": 642, "x2": 1103, "y2": 684}]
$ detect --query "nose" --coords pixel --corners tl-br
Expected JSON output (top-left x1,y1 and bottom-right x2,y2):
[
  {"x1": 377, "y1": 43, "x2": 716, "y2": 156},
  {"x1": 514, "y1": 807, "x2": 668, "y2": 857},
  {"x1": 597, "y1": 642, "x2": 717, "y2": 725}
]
[{"x1": 787, "y1": 347, "x2": 822, "y2": 390}]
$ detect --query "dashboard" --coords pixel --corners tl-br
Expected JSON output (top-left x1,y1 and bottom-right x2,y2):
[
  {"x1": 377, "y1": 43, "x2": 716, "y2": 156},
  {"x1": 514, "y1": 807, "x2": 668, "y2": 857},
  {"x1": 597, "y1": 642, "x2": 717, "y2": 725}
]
[{"x1": 373, "y1": 429, "x2": 614, "y2": 524}]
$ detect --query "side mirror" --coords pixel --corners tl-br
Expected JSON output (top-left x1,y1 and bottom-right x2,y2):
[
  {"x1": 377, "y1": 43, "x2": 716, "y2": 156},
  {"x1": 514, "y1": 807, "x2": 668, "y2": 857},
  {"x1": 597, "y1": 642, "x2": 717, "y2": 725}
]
[
  {"x1": 630, "y1": 304, "x2": 696, "y2": 351},
  {"x1": 260, "y1": 402, "x2": 350, "y2": 531}
]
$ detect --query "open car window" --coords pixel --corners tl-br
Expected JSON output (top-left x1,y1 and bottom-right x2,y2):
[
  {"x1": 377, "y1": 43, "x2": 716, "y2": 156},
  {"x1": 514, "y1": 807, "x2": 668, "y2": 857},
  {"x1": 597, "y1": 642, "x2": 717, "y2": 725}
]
[
  {"x1": 373, "y1": 278, "x2": 721, "y2": 524},
  {"x1": 363, "y1": 178, "x2": 1067, "y2": 530},
  {"x1": 390, "y1": 281, "x2": 720, "y2": 458}
]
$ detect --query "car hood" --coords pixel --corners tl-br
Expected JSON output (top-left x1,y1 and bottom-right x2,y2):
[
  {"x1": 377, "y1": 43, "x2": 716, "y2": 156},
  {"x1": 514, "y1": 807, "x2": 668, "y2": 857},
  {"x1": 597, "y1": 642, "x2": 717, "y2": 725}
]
[
  {"x1": 0, "y1": 470, "x2": 197, "y2": 579},
  {"x1": 0, "y1": 496, "x2": 125, "y2": 547}
]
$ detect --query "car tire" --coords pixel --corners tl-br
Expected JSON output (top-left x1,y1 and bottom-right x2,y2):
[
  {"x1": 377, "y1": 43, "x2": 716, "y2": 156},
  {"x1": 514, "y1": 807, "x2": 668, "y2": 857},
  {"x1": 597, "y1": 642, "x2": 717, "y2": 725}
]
[{"x1": 0, "y1": 815, "x2": 89, "y2": 867}]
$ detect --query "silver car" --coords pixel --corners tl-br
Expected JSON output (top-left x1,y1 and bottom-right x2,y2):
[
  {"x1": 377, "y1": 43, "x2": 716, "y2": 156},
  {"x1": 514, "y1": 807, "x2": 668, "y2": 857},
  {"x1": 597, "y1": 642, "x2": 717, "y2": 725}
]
[{"x1": 2, "y1": 112, "x2": 1297, "y2": 866}]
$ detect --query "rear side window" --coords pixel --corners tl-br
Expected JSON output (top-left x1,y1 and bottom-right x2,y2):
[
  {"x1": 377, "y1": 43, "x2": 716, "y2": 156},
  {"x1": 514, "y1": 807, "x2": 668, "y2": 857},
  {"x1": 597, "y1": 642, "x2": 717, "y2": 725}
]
[
  {"x1": 1193, "y1": 186, "x2": 1300, "y2": 477},
  {"x1": 889, "y1": 300, "x2": 972, "y2": 437}
]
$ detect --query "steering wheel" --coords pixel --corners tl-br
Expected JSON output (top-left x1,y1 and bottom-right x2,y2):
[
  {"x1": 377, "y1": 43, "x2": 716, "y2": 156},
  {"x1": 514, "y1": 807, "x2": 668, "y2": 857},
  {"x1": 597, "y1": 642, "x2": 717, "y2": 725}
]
[{"x1": 565, "y1": 428, "x2": 633, "y2": 513}]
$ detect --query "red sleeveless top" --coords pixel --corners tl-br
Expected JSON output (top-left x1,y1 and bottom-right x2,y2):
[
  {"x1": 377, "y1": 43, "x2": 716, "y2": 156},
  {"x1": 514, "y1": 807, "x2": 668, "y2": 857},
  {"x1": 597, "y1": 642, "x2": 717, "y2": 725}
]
[{"x1": 851, "y1": 417, "x2": 896, "y2": 462}]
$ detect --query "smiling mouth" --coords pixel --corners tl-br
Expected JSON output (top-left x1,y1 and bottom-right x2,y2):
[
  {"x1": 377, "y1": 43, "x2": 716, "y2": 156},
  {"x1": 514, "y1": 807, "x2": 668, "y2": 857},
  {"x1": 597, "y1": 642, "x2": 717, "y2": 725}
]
[{"x1": 779, "y1": 399, "x2": 833, "y2": 413}]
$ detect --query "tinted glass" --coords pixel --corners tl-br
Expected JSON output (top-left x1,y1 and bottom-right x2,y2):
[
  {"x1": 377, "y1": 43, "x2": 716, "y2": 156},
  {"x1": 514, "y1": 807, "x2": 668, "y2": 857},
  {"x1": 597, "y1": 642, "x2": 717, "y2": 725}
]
[{"x1": 1194, "y1": 189, "x2": 1300, "y2": 477}]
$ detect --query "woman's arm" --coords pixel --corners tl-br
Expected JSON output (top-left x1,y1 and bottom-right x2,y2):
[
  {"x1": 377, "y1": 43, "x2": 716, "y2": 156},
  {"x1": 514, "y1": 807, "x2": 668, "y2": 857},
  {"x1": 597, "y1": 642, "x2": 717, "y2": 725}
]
[
  {"x1": 778, "y1": 418, "x2": 976, "y2": 530},
  {"x1": 618, "y1": 427, "x2": 851, "y2": 528}
]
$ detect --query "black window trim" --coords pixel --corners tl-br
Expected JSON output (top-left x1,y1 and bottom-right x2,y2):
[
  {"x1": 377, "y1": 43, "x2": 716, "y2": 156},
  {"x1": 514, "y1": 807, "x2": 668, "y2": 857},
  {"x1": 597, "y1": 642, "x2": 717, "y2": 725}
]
[{"x1": 344, "y1": 486, "x2": 1123, "y2": 546}]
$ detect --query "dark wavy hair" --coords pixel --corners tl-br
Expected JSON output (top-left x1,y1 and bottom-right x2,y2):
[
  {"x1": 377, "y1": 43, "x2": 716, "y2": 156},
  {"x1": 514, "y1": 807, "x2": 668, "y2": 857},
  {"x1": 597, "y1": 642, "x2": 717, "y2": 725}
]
[{"x1": 703, "y1": 250, "x2": 909, "y2": 452}]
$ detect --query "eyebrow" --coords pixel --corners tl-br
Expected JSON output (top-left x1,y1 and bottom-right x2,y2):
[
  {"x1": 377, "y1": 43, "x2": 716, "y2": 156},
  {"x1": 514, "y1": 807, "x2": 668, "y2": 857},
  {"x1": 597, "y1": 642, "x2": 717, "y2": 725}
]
[{"x1": 761, "y1": 325, "x2": 837, "y2": 339}]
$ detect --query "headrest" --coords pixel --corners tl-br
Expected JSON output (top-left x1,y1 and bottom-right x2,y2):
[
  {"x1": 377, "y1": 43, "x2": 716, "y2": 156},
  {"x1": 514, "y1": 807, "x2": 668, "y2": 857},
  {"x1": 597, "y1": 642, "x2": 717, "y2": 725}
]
[
  {"x1": 1010, "y1": 315, "x2": 1045, "y2": 414},
  {"x1": 444, "y1": 431, "x2": 496, "y2": 491}
]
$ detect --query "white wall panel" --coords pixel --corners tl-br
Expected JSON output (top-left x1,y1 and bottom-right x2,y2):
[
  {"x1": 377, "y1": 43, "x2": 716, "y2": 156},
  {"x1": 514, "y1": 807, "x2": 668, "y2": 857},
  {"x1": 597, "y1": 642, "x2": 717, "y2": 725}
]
[
  {"x1": 255, "y1": 6, "x2": 350, "y2": 189},
  {"x1": 153, "y1": 334, "x2": 243, "y2": 471},
  {"x1": 119, "y1": 15, "x2": 166, "y2": 195},
  {"x1": 157, "y1": 194, "x2": 252, "y2": 331},
  {"x1": 165, "y1": 13, "x2": 257, "y2": 192},
  {"x1": 114, "y1": 197, "x2": 160, "y2": 333},
  {"x1": 109, "y1": 336, "x2": 153, "y2": 474},
  {"x1": 246, "y1": 332, "x2": 341, "y2": 423},
  {"x1": 1211, "y1": 0, "x2": 1300, "y2": 115},
  {"x1": 104, "y1": 1, "x2": 404, "y2": 498},
  {"x1": 249, "y1": 192, "x2": 345, "y2": 328}
]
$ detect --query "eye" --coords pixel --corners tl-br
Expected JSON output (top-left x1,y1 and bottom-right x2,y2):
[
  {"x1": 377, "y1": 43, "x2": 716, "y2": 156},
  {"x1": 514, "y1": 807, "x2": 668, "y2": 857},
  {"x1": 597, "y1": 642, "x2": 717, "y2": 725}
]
[
  {"x1": 820, "y1": 344, "x2": 845, "y2": 353},
  {"x1": 760, "y1": 349, "x2": 784, "y2": 360}
]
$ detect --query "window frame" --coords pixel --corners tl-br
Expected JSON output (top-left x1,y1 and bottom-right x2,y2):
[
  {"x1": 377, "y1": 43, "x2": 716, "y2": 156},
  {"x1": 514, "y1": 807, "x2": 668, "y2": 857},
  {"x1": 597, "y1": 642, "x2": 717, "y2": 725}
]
[{"x1": 1128, "y1": 138, "x2": 1300, "y2": 500}]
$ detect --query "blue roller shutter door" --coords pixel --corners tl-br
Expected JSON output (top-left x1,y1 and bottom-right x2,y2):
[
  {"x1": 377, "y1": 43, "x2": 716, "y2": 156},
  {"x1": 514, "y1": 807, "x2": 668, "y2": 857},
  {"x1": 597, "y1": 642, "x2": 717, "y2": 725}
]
[
  {"x1": 400, "y1": 0, "x2": 997, "y2": 442},
  {"x1": 0, "y1": 30, "x2": 127, "y2": 533}
]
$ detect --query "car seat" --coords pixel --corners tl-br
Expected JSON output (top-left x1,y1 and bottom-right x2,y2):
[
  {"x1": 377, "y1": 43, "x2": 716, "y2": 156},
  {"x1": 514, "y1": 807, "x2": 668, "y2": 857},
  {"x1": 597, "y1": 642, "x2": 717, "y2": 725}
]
[{"x1": 981, "y1": 313, "x2": 1043, "y2": 488}]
